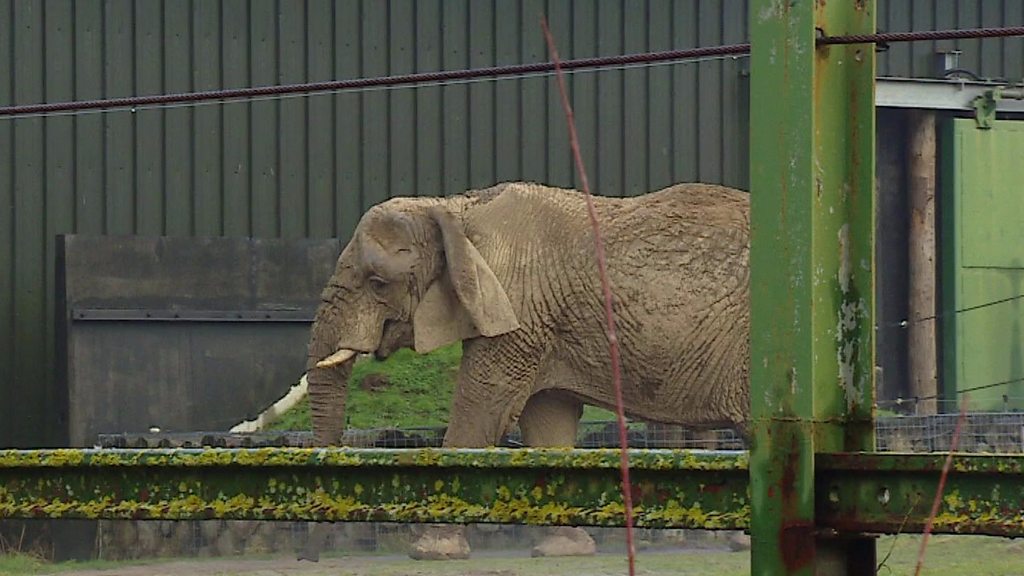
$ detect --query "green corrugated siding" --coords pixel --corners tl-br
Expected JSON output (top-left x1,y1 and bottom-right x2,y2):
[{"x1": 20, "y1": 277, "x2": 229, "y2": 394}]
[
  {"x1": 0, "y1": 0, "x2": 1021, "y2": 446},
  {"x1": 942, "y1": 119, "x2": 1024, "y2": 411}
]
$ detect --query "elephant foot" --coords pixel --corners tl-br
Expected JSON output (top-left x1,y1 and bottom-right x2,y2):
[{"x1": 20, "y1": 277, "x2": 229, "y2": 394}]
[
  {"x1": 530, "y1": 526, "x2": 597, "y2": 558},
  {"x1": 408, "y1": 524, "x2": 471, "y2": 560}
]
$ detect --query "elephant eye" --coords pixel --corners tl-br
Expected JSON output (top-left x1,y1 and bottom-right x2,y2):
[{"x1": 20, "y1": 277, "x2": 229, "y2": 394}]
[{"x1": 368, "y1": 275, "x2": 388, "y2": 292}]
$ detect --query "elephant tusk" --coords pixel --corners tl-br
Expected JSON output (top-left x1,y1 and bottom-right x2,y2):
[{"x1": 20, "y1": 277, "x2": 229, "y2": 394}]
[
  {"x1": 316, "y1": 348, "x2": 357, "y2": 368},
  {"x1": 230, "y1": 374, "x2": 309, "y2": 433}
]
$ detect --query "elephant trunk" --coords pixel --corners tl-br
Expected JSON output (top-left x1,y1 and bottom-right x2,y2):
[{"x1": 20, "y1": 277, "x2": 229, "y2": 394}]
[
  {"x1": 306, "y1": 359, "x2": 354, "y2": 445},
  {"x1": 306, "y1": 303, "x2": 359, "y2": 446}
]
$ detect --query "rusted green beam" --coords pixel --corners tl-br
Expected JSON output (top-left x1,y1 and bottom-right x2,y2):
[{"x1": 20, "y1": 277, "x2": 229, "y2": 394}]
[
  {"x1": 750, "y1": 0, "x2": 877, "y2": 574},
  {"x1": 818, "y1": 453, "x2": 1024, "y2": 537},
  {"x1": 0, "y1": 448, "x2": 749, "y2": 528}
]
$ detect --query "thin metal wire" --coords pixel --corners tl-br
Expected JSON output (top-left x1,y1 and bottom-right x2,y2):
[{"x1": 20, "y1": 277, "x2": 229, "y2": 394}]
[
  {"x1": 3, "y1": 24, "x2": 1023, "y2": 119},
  {"x1": 0, "y1": 44, "x2": 751, "y2": 118},
  {"x1": 0, "y1": 54, "x2": 749, "y2": 121},
  {"x1": 879, "y1": 293, "x2": 1024, "y2": 330}
]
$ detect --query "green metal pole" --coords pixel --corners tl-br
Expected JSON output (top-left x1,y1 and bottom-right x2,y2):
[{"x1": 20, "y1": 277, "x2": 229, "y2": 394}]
[{"x1": 749, "y1": 1, "x2": 876, "y2": 574}]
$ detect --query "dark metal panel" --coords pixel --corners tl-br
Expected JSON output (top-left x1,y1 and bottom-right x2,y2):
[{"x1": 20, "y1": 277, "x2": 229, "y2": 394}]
[
  {"x1": 220, "y1": 0, "x2": 251, "y2": 238},
  {"x1": 163, "y1": 0, "x2": 193, "y2": 237},
  {"x1": 414, "y1": 0, "x2": 443, "y2": 197},
  {"x1": 306, "y1": 0, "x2": 335, "y2": 237},
  {"x1": 1008, "y1": 1, "x2": 1024, "y2": 79},
  {"x1": 193, "y1": 0, "x2": 224, "y2": 237},
  {"x1": 134, "y1": 6, "x2": 165, "y2": 236},
  {"x1": 389, "y1": 0, "x2": 416, "y2": 198},
  {"x1": 13, "y1": 1, "x2": 51, "y2": 447},
  {"x1": 910, "y1": 0, "x2": 935, "y2": 78},
  {"x1": 442, "y1": 0, "x2": 470, "y2": 194},
  {"x1": 721, "y1": 0, "x2": 748, "y2": 190},
  {"x1": 361, "y1": 0, "x2": 389, "y2": 207},
  {"x1": 249, "y1": 0, "x2": 278, "y2": 238},
  {"x1": 44, "y1": 0, "x2": 77, "y2": 449},
  {"x1": 59, "y1": 236, "x2": 342, "y2": 445},
  {"x1": 672, "y1": 0, "x2": 699, "y2": 184},
  {"x1": 518, "y1": 0, "x2": 547, "y2": 186},
  {"x1": 933, "y1": 0, "x2": 958, "y2": 58},
  {"x1": 73, "y1": 0, "x2": 104, "y2": 235},
  {"x1": 623, "y1": 1, "x2": 648, "y2": 197},
  {"x1": 875, "y1": 110, "x2": 910, "y2": 403},
  {"x1": 0, "y1": 0, "x2": 15, "y2": 446},
  {"x1": 646, "y1": 0, "x2": 673, "y2": 192},
  {"x1": 334, "y1": 0, "x2": 361, "y2": 241},
  {"x1": 596, "y1": 0, "x2": 623, "y2": 195},
  {"x1": 545, "y1": 0, "x2": 572, "y2": 188},
  {"x1": 67, "y1": 322, "x2": 312, "y2": 444},
  {"x1": 956, "y1": 0, "x2": 983, "y2": 77},
  {"x1": 279, "y1": 1, "x2": 307, "y2": 239},
  {"x1": 494, "y1": 1, "x2": 521, "y2": 185},
  {"x1": 980, "y1": 1, "x2": 1004, "y2": 80},
  {"x1": 468, "y1": 0, "x2": 495, "y2": 189},
  {"x1": 104, "y1": 1, "x2": 135, "y2": 236},
  {"x1": 885, "y1": 0, "x2": 913, "y2": 77},
  {"x1": 697, "y1": 1, "x2": 722, "y2": 185},
  {"x1": 570, "y1": 1, "x2": 597, "y2": 192}
]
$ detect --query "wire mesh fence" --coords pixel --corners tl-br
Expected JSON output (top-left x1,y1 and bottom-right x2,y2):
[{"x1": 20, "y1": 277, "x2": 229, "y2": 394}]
[
  {"x1": 96, "y1": 411, "x2": 1024, "y2": 453},
  {"x1": 30, "y1": 411, "x2": 1014, "y2": 561}
]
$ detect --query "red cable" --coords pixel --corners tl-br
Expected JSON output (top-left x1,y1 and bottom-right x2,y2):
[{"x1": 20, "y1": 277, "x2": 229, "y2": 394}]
[
  {"x1": 913, "y1": 395, "x2": 969, "y2": 576},
  {"x1": 541, "y1": 17, "x2": 637, "y2": 576}
]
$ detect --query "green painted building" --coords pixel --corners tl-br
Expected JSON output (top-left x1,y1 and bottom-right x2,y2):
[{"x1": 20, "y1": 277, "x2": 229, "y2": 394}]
[{"x1": 1, "y1": 1, "x2": 1023, "y2": 446}]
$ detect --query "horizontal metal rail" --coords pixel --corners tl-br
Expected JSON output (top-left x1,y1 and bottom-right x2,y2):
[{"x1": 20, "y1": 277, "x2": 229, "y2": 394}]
[
  {"x1": 0, "y1": 448, "x2": 749, "y2": 529},
  {"x1": 3, "y1": 448, "x2": 1023, "y2": 536},
  {"x1": 818, "y1": 453, "x2": 1024, "y2": 537}
]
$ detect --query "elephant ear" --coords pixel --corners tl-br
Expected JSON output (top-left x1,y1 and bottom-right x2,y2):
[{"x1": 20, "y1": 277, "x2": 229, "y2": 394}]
[{"x1": 413, "y1": 206, "x2": 519, "y2": 353}]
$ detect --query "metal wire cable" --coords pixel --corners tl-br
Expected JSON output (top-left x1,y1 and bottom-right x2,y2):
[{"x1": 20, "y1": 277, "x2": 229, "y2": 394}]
[
  {"x1": 880, "y1": 293, "x2": 1024, "y2": 329},
  {"x1": 818, "y1": 26, "x2": 1024, "y2": 46},
  {"x1": 0, "y1": 43, "x2": 750, "y2": 118},
  {"x1": 0, "y1": 53, "x2": 749, "y2": 121},
  {"x1": 2, "y1": 24, "x2": 1022, "y2": 119}
]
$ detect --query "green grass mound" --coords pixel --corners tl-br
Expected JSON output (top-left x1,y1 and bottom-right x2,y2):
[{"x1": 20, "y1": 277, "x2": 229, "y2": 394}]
[{"x1": 269, "y1": 343, "x2": 614, "y2": 431}]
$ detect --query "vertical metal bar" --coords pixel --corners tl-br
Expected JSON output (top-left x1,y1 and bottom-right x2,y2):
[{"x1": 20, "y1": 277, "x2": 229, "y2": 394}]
[{"x1": 749, "y1": 1, "x2": 876, "y2": 574}]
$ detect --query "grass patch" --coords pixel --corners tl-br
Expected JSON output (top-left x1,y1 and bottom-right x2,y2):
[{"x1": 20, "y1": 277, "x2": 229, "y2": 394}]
[
  {"x1": 269, "y1": 343, "x2": 618, "y2": 432},
  {"x1": 270, "y1": 343, "x2": 463, "y2": 431}
]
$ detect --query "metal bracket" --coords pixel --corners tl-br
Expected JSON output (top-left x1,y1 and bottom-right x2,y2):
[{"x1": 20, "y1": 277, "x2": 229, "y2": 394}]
[{"x1": 972, "y1": 89, "x2": 1001, "y2": 129}]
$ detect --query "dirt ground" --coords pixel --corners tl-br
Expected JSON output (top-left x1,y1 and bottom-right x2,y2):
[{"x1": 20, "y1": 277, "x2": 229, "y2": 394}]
[{"x1": 32, "y1": 549, "x2": 748, "y2": 576}]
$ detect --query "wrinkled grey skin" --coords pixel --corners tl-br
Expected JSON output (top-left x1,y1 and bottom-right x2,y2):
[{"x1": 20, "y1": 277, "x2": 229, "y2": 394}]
[{"x1": 306, "y1": 181, "x2": 750, "y2": 448}]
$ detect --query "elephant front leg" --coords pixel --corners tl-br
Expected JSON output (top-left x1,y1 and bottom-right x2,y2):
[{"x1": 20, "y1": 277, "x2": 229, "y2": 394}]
[
  {"x1": 410, "y1": 336, "x2": 542, "y2": 561},
  {"x1": 442, "y1": 335, "x2": 542, "y2": 448}
]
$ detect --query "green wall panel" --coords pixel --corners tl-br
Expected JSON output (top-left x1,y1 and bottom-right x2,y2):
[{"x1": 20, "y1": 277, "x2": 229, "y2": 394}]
[
  {"x1": 943, "y1": 119, "x2": 1024, "y2": 411},
  {"x1": 1, "y1": 0, "x2": 1021, "y2": 446}
]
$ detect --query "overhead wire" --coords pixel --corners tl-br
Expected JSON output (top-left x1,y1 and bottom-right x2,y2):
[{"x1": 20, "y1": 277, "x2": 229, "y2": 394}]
[
  {"x1": 0, "y1": 53, "x2": 749, "y2": 121},
  {"x1": 2, "y1": 25, "x2": 1023, "y2": 119}
]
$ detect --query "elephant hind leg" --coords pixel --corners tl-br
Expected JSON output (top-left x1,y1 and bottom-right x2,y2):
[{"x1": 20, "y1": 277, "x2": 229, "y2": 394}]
[
  {"x1": 518, "y1": 390, "x2": 583, "y2": 447},
  {"x1": 518, "y1": 391, "x2": 597, "y2": 559}
]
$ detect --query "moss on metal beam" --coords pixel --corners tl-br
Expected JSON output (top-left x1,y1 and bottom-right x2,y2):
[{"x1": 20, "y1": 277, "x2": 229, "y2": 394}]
[{"x1": 0, "y1": 448, "x2": 749, "y2": 528}]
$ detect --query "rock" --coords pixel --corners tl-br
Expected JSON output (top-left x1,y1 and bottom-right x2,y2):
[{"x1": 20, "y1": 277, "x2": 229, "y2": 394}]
[
  {"x1": 727, "y1": 531, "x2": 752, "y2": 552},
  {"x1": 408, "y1": 525, "x2": 471, "y2": 560},
  {"x1": 530, "y1": 526, "x2": 597, "y2": 557}
]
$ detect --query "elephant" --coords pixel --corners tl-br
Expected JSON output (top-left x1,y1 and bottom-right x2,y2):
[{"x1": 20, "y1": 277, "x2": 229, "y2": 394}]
[{"x1": 304, "y1": 180, "x2": 750, "y2": 558}]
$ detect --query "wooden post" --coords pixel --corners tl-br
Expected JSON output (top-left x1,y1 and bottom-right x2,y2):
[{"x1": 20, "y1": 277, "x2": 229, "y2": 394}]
[{"x1": 908, "y1": 109, "x2": 938, "y2": 414}]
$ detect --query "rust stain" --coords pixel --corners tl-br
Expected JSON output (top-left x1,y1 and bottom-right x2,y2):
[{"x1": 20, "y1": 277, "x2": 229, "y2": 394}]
[
  {"x1": 780, "y1": 521, "x2": 816, "y2": 571},
  {"x1": 779, "y1": 431, "x2": 815, "y2": 572}
]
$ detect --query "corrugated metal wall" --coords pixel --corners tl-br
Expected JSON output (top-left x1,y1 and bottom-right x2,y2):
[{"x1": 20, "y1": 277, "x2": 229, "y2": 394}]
[{"x1": 1, "y1": 0, "x2": 1022, "y2": 446}]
